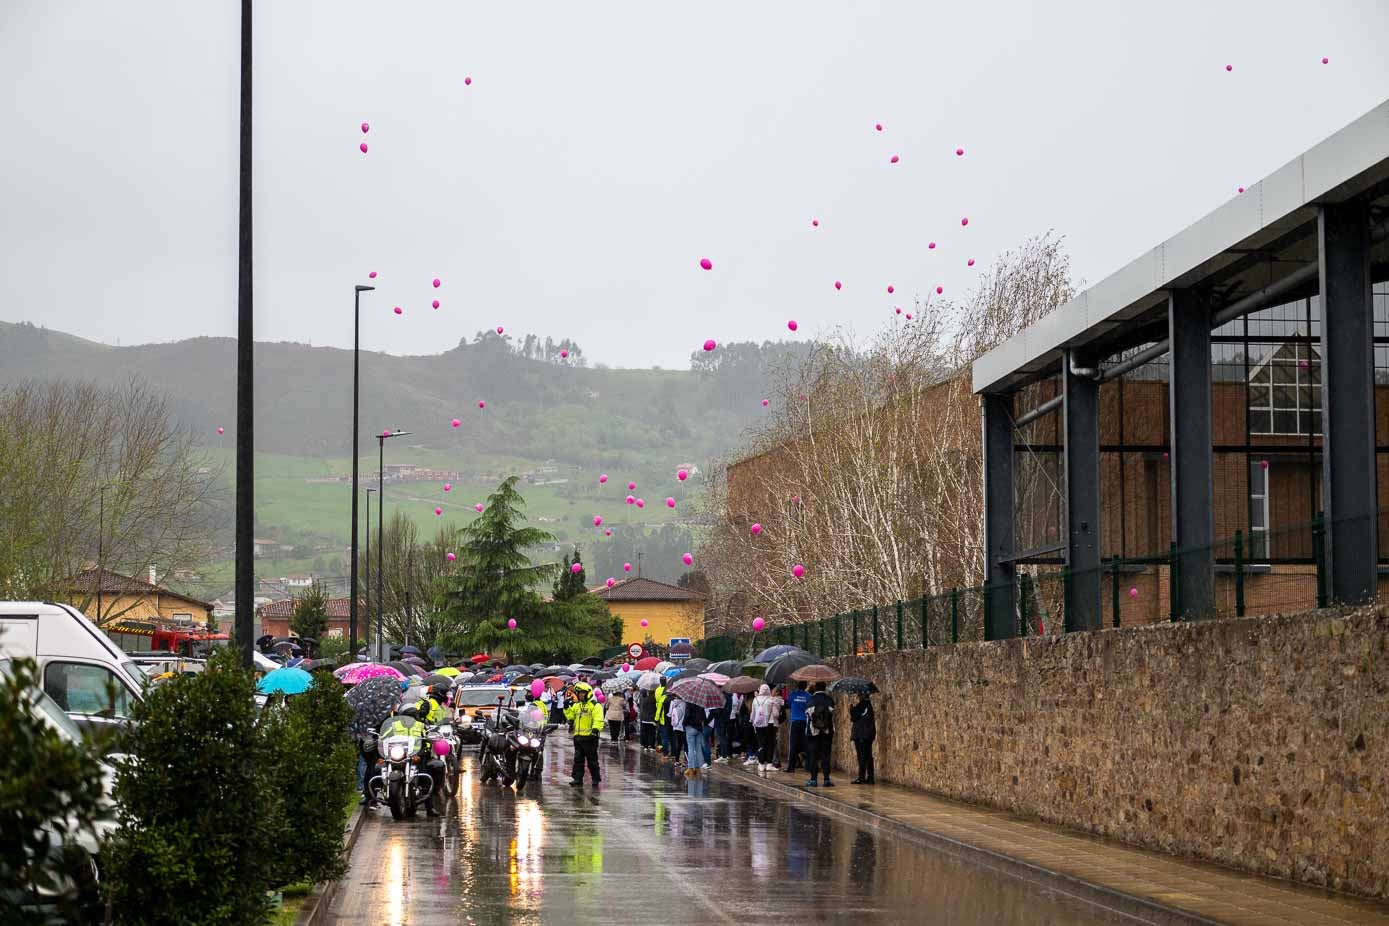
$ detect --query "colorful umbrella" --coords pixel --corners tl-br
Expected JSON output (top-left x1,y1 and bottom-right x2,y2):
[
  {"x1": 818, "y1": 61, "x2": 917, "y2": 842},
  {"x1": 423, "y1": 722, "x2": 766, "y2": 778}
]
[
  {"x1": 723, "y1": 676, "x2": 762, "y2": 694},
  {"x1": 667, "y1": 676, "x2": 726, "y2": 710},
  {"x1": 346, "y1": 675, "x2": 402, "y2": 734},
  {"x1": 469, "y1": 653, "x2": 491, "y2": 665},
  {"x1": 789, "y1": 664, "x2": 841, "y2": 684},
  {"x1": 544, "y1": 676, "x2": 567, "y2": 691},
  {"x1": 637, "y1": 671, "x2": 663, "y2": 691},
  {"x1": 435, "y1": 666, "x2": 462, "y2": 677},
  {"x1": 634, "y1": 656, "x2": 660, "y2": 671},
  {"x1": 343, "y1": 663, "x2": 406, "y2": 685},
  {"x1": 256, "y1": 667, "x2": 314, "y2": 696},
  {"x1": 601, "y1": 676, "x2": 635, "y2": 693},
  {"x1": 698, "y1": 672, "x2": 731, "y2": 687},
  {"x1": 829, "y1": 677, "x2": 879, "y2": 695}
]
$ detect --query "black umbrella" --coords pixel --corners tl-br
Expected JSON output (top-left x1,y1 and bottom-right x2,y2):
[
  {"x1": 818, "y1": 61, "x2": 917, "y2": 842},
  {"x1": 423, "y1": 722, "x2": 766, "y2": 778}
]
[
  {"x1": 581, "y1": 656, "x2": 603, "y2": 666},
  {"x1": 422, "y1": 673, "x2": 454, "y2": 688},
  {"x1": 535, "y1": 668, "x2": 561, "y2": 678},
  {"x1": 346, "y1": 676, "x2": 402, "y2": 734},
  {"x1": 671, "y1": 667, "x2": 702, "y2": 682},
  {"x1": 591, "y1": 669, "x2": 618, "y2": 681},
  {"x1": 755, "y1": 644, "x2": 806, "y2": 663},
  {"x1": 829, "y1": 677, "x2": 879, "y2": 695},
  {"x1": 763, "y1": 651, "x2": 821, "y2": 686},
  {"x1": 388, "y1": 661, "x2": 418, "y2": 677},
  {"x1": 707, "y1": 660, "x2": 743, "y2": 677},
  {"x1": 399, "y1": 645, "x2": 424, "y2": 656},
  {"x1": 683, "y1": 658, "x2": 711, "y2": 672}
]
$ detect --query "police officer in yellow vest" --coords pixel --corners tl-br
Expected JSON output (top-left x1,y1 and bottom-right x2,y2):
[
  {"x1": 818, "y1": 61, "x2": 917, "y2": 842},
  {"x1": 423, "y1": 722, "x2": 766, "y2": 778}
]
[
  {"x1": 385, "y1": 706, "x2": 426, "y2": 740},
  {"x1": 413, "y1": 682, "x2": 450, "y2": 725},
  {"x1": 564, "y1": 682, "x2": 605, "y2": 787}
]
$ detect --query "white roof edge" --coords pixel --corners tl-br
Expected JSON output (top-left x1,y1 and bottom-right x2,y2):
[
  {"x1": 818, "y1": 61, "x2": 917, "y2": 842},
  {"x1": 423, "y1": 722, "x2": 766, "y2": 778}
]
[{"x1": 973, "y1": 98, "x2": 1389, "y2": 394}]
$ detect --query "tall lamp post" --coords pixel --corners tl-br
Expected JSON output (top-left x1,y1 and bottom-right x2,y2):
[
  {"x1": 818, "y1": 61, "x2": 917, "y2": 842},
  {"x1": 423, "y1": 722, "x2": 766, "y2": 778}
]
[
  {"x1": 349, "y1": 284, "x2": 375, "y2": 660},
  {"x1": 363, "y1": 487, "x2": 375, "y2": 660},
  {"x1": 234, "y1": 0, "x2": 254, "y2": 669},
  {"x1": 96, "y1": 484, "x2": 112, "y2": 622},
  {"x1": 377, "y1": 429, "x2": 411, "y2": 658}
]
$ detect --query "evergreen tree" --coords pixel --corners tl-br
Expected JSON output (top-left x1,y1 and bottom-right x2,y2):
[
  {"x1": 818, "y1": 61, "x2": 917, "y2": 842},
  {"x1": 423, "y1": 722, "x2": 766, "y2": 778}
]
[
  {"x1": 290, "y1": 580, "x2": 329, "y2": 640},
  {"x1": 553, "y1": 545, "x2": 587, "y2": 601}
]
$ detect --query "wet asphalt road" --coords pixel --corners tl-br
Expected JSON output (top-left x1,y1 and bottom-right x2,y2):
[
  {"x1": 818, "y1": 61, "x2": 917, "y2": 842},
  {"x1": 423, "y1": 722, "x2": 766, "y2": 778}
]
[{"x1": 328, "y1": 738, "x2": 1130, "y2": 925}]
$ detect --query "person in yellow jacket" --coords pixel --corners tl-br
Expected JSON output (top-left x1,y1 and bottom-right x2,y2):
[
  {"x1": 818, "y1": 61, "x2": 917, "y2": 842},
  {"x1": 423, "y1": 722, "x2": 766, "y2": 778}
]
[
  {"x1": 653, "y1": 680, "x2": 672, "y2": 757},
  {"x1": 564, "y1": 682, "x2": 605, "y2": 787}
]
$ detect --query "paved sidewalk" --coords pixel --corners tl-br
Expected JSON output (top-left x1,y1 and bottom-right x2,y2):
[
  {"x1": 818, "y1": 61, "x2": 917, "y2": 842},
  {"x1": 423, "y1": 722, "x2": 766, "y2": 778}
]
[{"x1": 696, "y1": 754, "x2": 1389, "y2": 926}]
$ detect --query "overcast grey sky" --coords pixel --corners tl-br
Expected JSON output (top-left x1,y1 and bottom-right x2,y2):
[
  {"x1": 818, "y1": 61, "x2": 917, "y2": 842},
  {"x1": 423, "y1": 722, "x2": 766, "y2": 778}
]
[{"x1": 4, "y1": 1, "x2": 1388, "y2": 370}]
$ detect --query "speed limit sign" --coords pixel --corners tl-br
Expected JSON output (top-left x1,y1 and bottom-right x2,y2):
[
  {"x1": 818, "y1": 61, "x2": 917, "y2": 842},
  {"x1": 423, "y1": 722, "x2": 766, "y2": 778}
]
[{"x1": 627, "y1": 643, "x2": 644, "y2": 660}]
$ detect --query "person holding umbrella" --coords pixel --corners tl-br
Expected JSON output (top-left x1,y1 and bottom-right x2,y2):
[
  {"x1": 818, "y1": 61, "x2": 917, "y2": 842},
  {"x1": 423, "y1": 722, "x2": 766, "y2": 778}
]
[
  {"x1": 849, "y1": 691, "x2": 876, "y2": 785},
  {"x1": 639, "y1": 684, "x2": 658, "y2": 750},
  {"x1": 750, "y1": 684, "x2": 783, "y2": 778},
  {"x1": 564, "y1": 682, "x2": 605, "y2": 788},
  {"x1": 605, "y1": 688, "x2": 626, "y2": 741},
  {"x1": 803, "y1": 682, "x2": 835, "y2": 787}
]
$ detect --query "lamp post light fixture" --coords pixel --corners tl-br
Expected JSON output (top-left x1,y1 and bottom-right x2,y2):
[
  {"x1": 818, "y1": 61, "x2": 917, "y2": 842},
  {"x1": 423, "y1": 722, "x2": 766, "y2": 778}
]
[
  {"x1": 349, "y1": 283, "x2": 375, "y2": 660},
  {"x1": 377, "y1": 429, "x2": 411, "y2": 658},
  {"x1": 364, "y1": 486, "x2": 375, "y2": 660}
]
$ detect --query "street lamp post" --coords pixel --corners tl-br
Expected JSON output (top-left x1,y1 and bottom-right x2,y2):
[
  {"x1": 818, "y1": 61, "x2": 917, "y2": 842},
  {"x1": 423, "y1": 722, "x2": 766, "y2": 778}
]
[
  {"x1": 364, "y1": 487, "x2": 375, "y2": 660},
  {"x1": 96, "y1": 485, "x2": 112, "y2": 622},
  {"x1": 234, "y1": 0, "x2": 254, "y2": 670},
  {"x1": 349, "y1": 284, "x2": 375, "y2": 660},
  {"x1": 377, "y1": 429, "x2": 411, "y2": 659}
]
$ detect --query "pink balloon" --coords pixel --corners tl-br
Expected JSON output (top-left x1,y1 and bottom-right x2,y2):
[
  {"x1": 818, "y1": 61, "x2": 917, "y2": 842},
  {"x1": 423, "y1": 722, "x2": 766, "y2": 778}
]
[
  {"x1": 606, "y1": 577, "x2": 615, "y2": 588},
  {"x1": 792, "y1": 563, "x2": 805, "y2": 579},
  {"x1": 393, "y1": 306, "x2": 402, "y2": 315},
  {"x1": 886, "y1": 285, "x2": 894, "y2": 294},
  {"x1": 433, "y1": 739, "x2": 451, "y2": 757},
  {"x1": 444, "y1": 483, "x2": 452, "y2": 492},
  {"x1": 682, "y1": 553, "x2": 693, "y2": 566},
  {"x1": 640, "y1": 618, "x2": 648, "y2": 627},
  {"x1": 889, "y1": 155, "x2": 899, "y2": 164},
  {"x1": 787, "y1": 319, "x2": 798, "y2": 332},
  {"x1": 895, "y1": 307, "x2": 902, "y2": 315},
  {"x1": 936, "y1": 286, "x2": 944, "y2": 294},
  {"x1": 955, "y1": 147, "x2": 964, "y2": 156},
  {"x1": 1238, "y1": 187, "x2": 1245, "y2": 194},
  {"x1": 626, "y1": 495, "x2": 635, "y2": 505},
  {"x1": 478, "y1": 400, "x2": 486, "y2": 409},
  {"x1": 216, "y1": 426, "x2": 224, "y2": 435},
  {"x1": 628, "y1": 482, "x2": 636, "y2": 490},
  {"x1": 699, "y1": 258, "x2": 713, "y2": 271},
  {"x1": 752, "y1": 617, "x2": 766, "y2": 631},
  {"x1": 432, "y1": 300, "x2": 440, "y2": 309},
  {"x1": 928, "y1": 241, "x2": 936, "y2": 249},
  {"x1": 594, "y1": 515, "x2": 603, "y2": 526},
  {"x1": 368, "y1": 271, "x2": 377, "y2": 279},
  {"x1": 677, "y1": 469, "x2": 689, "y2": 481},
  {"x1": 750, "y1": 523, "x2": 762, "y2": 535},
  {"x1": 382, "y1": 429, "x2": 391, "y2": 437},
  {"x1": 360, "y1": 142, "x2": 368, "y2": 153},
  {"x1": 905, "y1": 313, "x2": 913, "y2": 320},
  {"x1": 475, "y1": 503, "x2": 484, "y2": 512},
  {"x1": 571, "y1": 562, "x2": 583, "y2": 574},
  {"x1": 1129, "y1": 587, "x2": 1138, "y2": 599},
  {"x1": 834, "y1": 281, "x2": 842, "y2": 290},
  {"x1": 361, "y1": 122, "x2": 370, "y2": 134},
  {"x1": 604, "y1": 529, "x2": 612, "y2": 536},
  {"x1": 967, "y1": 258, "x2": 976, "y2": 267},
  {"x1": 1321, "y1": 57, "x2": 1329, "y2": 64},
  {"x1": 1225, "y1": 64, "x2": 1233, "y2": 72},
  {"x1": 464, "y1": 76, "x2": 472, "y2": 85},
  {"x1": 622, "y1": 664, "x2": 630, "y2": 673},
  {"x1": 530, "y1": 679, "x2": 545, "y2": 698},
  {"x1": 507, "y1": 618, "x2": 517, "y2": 630},
  {"x1": 560, "y1": 349, "x2": 569, "y2": 359},
  {"x1": 496, "y1": 326, "x2": 504, "y2": 334},
  {"x1": 451, "y1": 418, "x2": 460, "y2": 428},
  {"x1": 874, "y1": 123, "x2": 883, "y2": 131},
  {"x1": 624, "y1": 563, "x2": 632, "y2": 572},
  {"x1": 961, "y1": 217, "x2": 969, "y2": 226},
  {"x1": 599, "y1": 474, "x2": 608, "y2": 483},
  {"x1": 811, "y1": 218, "x2": 819, "y2": 227},
  {"x1": 761, "y1": 399, "x2": 769, "y2": 407},
  {"x1": 665, "y1": 497, "x2": 676, "y2": 508},
  {"x1": 432, "y1": 278, "x2": 441, "y2": 288},
  {"x1": 595, "y1": 690, "x2": 606, "y2": 704},
  {"x1": 635, "y1": 499, "x2": 645, "y2": 508},
  {"x1": 703, "y1": 339, "x2": 717, "y2": 352},
  {"x1": 435, "y1": 507, "x2": 443, "y2": 516},
  {"x1": 446, "y1": 552, "x2": 456, "y2": 562}
]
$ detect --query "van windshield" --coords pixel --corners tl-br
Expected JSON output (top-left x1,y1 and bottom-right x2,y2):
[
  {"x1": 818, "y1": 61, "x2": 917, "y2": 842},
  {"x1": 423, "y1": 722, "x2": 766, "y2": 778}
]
[{"x1": 0, "y1": 659, "x2": 88, "y2": 744}]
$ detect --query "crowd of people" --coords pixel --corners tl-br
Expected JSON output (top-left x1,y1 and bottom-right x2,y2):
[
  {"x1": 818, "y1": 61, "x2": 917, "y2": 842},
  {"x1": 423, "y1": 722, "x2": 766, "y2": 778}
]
[{"x1": 569, "y1": 678, "x2": 878, "y2": 789}]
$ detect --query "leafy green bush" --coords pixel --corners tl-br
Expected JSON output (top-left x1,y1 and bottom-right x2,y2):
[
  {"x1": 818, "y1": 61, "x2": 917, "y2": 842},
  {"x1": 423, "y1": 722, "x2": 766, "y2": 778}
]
[
  {"x1": 264, "y1": 682, "x2": 357, "y2": 889},
  {"x1": 105, "y1": 647, "x2": 281, "y2": 925},
  {"x1": 0, "y1": 657, "x2": 108, "y2": 924}
]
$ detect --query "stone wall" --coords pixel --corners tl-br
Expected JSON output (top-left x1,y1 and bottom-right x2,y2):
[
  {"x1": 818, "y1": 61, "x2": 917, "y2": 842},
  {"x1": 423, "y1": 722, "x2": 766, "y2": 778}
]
[{"x1": 825, "y1": 606, "x2": 1389, "y2": 899}]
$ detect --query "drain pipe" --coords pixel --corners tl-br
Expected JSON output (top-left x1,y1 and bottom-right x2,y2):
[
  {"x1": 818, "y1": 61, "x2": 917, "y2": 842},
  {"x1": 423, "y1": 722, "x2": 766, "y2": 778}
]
[{"x1": 1068, "y1": 353, "x2": 1100, "y2": 380}]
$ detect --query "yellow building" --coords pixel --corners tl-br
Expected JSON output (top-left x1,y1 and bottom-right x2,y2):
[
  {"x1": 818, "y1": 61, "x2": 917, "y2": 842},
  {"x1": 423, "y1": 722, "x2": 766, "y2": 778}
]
[
  {"x1": 61, "y1": 567, "x2": 215, "y2": 650},
  {"x1": 590, "y1": 577, "x2": 707, "y2": 650}
]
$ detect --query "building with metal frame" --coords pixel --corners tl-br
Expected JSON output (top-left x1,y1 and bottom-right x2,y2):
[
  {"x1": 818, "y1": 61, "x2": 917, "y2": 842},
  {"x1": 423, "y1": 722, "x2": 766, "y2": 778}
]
[{"x1": 972, "y1": 100, "x2": 1389, "y2": 638}]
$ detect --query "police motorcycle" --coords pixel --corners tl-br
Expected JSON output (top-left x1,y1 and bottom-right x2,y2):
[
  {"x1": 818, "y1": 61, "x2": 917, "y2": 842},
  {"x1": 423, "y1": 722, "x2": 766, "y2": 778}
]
[
  {"x1": 369, "y1": 705, "x2": 447, "y2": 820},
  {"x1": 477, "y1": 694, "x2": 557, "y2": 790},
  {"x1": 511, "y1": 700, "x2": 555, "y2": 792},
  {"x1": 422, "y1": 684, "x2": 463, "y2": 797}
]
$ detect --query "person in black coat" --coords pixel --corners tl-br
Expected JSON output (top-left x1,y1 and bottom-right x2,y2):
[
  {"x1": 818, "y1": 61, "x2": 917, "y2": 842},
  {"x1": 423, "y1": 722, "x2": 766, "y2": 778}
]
[{"x1": 849, "y1": 692, "x2": 876, "y2": 784}]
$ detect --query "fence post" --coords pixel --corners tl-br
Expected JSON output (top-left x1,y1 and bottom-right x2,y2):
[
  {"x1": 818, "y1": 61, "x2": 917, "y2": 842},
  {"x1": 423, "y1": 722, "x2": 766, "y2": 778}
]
[
  {"x1": 1169, "y1": 541, "x2": 1179, "y2": 622},
  {"x1": 852, "y1": 610, "x2": 859, "y2": 655},
  {"x1": 1018, "y1": 573, "x2": 1031, "y2": 637},
  {"x1": 1062, "y1": 567, "x2": 1072, "y2": 633},
  {"x1": 834, "y1": 613, "x2": 841, "y2": 658},
  {"x1": 817, "y1": 619, "x2": 824, "y2": 656},
  {"x1": 950, "y1": 588, "x2": 959, "y2": 644},
  {"x1": 895, "y1": 600, "x2": 904, "y2": 651},
  {"x1": 1233, "y1": 530, "x2": 1245, "y2": 618},
  {"x1": 871, "y1": 606, "x2": 881, "y2": 654},
  {"x1": 802, "y1": 622, "x2": 809, "y2": 652},
  {"x1": 1110, "y1": 556, "x2": 1121, "y2": 628},
  {"x1": 921, "y1": 596, "x2": 929, "y2": 648},
  {"x1": 1313, "y1": 514, "x2": 1328, "y2": 609}
]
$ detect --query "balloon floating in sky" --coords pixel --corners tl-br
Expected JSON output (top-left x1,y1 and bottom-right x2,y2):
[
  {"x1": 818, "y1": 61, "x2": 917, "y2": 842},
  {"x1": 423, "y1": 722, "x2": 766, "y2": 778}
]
[
  {"x1": 626, "y1": 495, "x2": 635, "y2": 505},
  {"x1": 368, "y1": 271, "x2": 377, "y2": 279},
  {"x1": 443, "y1": 483, "x2": 452, "y2": 492},
  {"x1": 593, "y1": 515, "x2": 603, "y2": 527},
  {"x1": 936, "y1": 286, "x2": 944, "y2": 294},
  {"x1": 560, "y1": 349, "x2": 569, "y2": 359},
  {"x1": 967, "y1": 258, "x2": 975, "y2": 267},
  {"x1": 811, "y1": 219, "x2": 819, "y2": 227},
  {"x1": 640, "y1": 618, "x2": 648, "y2": 627},
  {"x1": 1238, "y1": 187, "x2": 1245, "y2": 194},
  {"x1": 750, "y1": 523, "x2": 762, "y2": 536},
  {"x1": 1322, "y1": 57, "x2": 1329, "y2": 64},
  {"x1": 624, "y1": 563, "x2": 632, "y2": 572},
  {"x1": 699, "y1": 258, "x2": 712, "y2": 271},
  {"x1": 434, "y1": 507, "x2": 443, "y2": 516},
  {"x1": 682, "y1": 553, "x2": 693, "y2": 566},
  {"x1": 956, "y1": 147, "x2": 964, "y2": 156},
  {"x1": 496, "y1": 326, "x2": 504, "y2": 334},
  {"x1": 761, "y1": 398, "x2": 769, "y2": 406},
  {"x1": 478, "y1": 400, "x2": 486, "y2": 409},
  {"x1": 475, "y1": 503, "x2": 484, "y2": 512},
  {"x1": 887, "y1": 285, "x2": 894, "y2": 294},
  {"x1": 889, "y1": 155, "x2": 900, "y2": 164},
  {"x1": 787, "y1": 319, "x2": 798, "y2": 332},
  {"x1": 217, "y1": 426, "x2": 224, "y2": 435},
  {"x1": 928, "y1": 241, "x2": 936, "y2": 249},
  {"x1": 752, "y1": 617, "x2": 765, "y2": 631},
  {"x1": 606, "y1": 578, "x2": 615, "y2": 588},
  {"x1": 792, "y1": 564, "x2": 806, "y2": 579},
  {"x1": 628, "y1": 481, "x2": 636, "y2": 490},
  {"x1": 665, "y1": 497, "x2": 675, "y2": 508},
  {"x1": 895, "y1": 307, "x2": 902, "y2": 315},
  {"x1": 393, "y1": 306, "x2": 402, "y2": 315},
  {"x1": 464, "y1": 76, "x2": 472, "y2": 85},
  {"x1": 961, "y1": 216, "x2": 969, "y2": 226},
  {"x1": 875, "y1": 123, "x2": 883, "y2": 131},
  {"x1": 507, "y1": 618, "x2": 517, "y2": 630},
  {"x1": 452, "y1": 418, "x2": 460, "y2": 428},
  {"x1": 703, "y1": 339, "x2": 717, "y2": 352},
  {"x1": 446, "y1": 552, "x2": 456, "y2": 562},
  {"x1": 382, "y1": 429, "x2": 391, "y2": 437},
  {"x1": 1225, "y1": 64, "x2": 1233, "y2": 72},
  {"x1": 571, "y1": 562, "x2": 583, "y2": 574},
  {"x1": 360, "y1": 142, "x2": 368, "y2": 154},
  {"x1": 635, "y1": 498, "x2": 645, "y2": 508},
  {"x1": 361, "y1": 122, "x2": 370, "y2": 134},
  {"x1": 834, "y1": 281, "x2": 842, "y2": 291},
  {"x1": 432, "y1": 300, "x2": 440, "y2": 309},
  {"x1": 605, "y1": 529, "x2": 612, "y2": 536},
  {"x1": 677, "y1": 469, "x2": 689, "y2": 481},
  {"x1": 432, "y1": 278, "x2": 441, "y2": 288},
  {"x1": 599, "y1": 474, "x2": 608, "y2": 484},
  {"x1": 906, "y1": 313, "x2": 913, "y2": 320}
]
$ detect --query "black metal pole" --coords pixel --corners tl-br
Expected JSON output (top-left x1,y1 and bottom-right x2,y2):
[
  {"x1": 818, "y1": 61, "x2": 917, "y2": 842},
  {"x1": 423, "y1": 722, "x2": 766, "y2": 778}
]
[
  {"x1": 378, "y1": 434, "x2": 385, "y2": 657},
  {"x1": 96, "y1": 486, "x2": 106, "y2": 623},
  {"x1": 349, "y1": 284, "x2": 372, "y2": 659},
  {"x1": 364, "y1": 487, "x2": 373, "y2": 660},
  {"x1": 234, "y1": 0, "x2": 254, "y2": 670}
]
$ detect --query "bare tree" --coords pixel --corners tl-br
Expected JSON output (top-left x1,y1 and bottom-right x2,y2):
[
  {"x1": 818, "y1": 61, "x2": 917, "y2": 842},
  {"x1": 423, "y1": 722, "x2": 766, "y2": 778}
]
[{"x1": 0, "y1": 379, "x2": 226, "y2": 621}]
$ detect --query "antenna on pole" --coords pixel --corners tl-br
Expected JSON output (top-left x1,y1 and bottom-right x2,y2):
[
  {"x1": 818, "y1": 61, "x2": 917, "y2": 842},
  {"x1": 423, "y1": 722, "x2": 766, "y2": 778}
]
[{"x1": 637, "y1": 552, "x2": 643, "y2": 577}]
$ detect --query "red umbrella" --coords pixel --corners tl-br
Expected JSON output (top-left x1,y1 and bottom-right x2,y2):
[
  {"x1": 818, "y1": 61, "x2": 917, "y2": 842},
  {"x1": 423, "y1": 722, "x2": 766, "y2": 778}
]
[
  {"x1": 469, "y1": 653, "x2": 490, "y2": 665},
  {"x1": 634, "y1": 656, "x2": 660, "y2": 671}
]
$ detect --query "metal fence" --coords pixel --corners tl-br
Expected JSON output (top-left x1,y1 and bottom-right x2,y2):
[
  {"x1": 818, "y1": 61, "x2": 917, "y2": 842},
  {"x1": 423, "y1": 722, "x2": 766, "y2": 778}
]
[{"x1": 702, "y1": 511, "x2": 1385, "y2": 661}]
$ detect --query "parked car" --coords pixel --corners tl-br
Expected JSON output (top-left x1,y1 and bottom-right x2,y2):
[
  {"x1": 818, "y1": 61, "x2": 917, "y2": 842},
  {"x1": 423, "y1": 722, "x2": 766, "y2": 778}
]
[
  {"x1": 0, "y1": 602, "x2": 146, "y2": 742},
  {"x1": 451, "y1": 685, "x2": 514, "y2": 744}
]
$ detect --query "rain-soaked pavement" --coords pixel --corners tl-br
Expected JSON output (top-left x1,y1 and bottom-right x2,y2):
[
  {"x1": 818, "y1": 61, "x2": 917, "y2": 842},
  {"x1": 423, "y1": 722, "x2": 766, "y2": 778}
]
[{"x1": 328, "y1": 738, "x2": 1132, "y2": 925}]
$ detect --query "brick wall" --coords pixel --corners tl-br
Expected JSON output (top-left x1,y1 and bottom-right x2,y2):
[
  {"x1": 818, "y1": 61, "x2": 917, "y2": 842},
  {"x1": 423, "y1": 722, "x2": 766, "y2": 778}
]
[{"x1": 825, "y1": 606, "x2": 1389, "y2": 899}]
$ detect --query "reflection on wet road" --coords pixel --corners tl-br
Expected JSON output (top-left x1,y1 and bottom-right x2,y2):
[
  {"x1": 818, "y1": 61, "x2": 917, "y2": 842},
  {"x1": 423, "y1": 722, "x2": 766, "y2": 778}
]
[{"x1": 328, "y1": 739, "x2": 1129, "y2": 924}]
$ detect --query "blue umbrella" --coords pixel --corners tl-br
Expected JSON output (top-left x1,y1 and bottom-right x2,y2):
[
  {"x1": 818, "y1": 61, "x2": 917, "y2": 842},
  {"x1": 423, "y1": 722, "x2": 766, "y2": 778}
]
[
  {"x1": 661, "y1": 667, "x2": 683, "y2": 678},
  {"x1": 755, "y1": 644, "x2": 807, "y2": 663},
  {"x1": 256, "y1": 667, "x2": 314, "y2": 696}
]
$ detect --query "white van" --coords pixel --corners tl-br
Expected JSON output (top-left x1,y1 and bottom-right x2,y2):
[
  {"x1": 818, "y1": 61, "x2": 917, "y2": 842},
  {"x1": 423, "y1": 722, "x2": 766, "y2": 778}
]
[{"x1": 0, "y1": 602, "x2": 146, "y2": 738}]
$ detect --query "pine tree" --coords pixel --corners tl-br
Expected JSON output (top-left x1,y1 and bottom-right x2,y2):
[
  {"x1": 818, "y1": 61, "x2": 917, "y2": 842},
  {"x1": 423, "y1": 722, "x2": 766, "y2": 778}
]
[{"x1": 553, "y1": 545, "x2": 587, "y2": 601}]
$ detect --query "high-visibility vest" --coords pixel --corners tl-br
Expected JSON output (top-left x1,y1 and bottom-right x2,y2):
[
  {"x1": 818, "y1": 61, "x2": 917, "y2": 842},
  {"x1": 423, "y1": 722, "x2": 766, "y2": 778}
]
[
  {"x1": 565, "y1": 700, "x2": 605, "y2": 737},
  {"x1": 414, "y1": 697, "x2": 446, "y2": 724},
  {"x1": 654, "y1": 687, "x2": 667, "y2": 723},
  {"x1": 387, "y1": 718, "x2": 424, "y2": 739}
]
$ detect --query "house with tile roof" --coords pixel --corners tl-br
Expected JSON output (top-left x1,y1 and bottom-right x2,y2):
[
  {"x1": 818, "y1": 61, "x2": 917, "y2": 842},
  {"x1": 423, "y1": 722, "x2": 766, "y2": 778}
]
[{"x1": 589, "y1": 577, "x2": 707, "y2": 650}]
